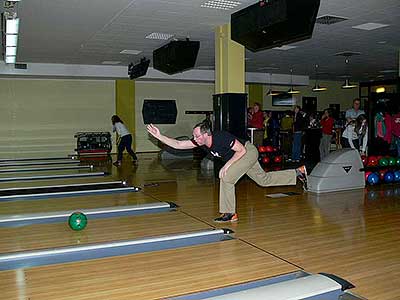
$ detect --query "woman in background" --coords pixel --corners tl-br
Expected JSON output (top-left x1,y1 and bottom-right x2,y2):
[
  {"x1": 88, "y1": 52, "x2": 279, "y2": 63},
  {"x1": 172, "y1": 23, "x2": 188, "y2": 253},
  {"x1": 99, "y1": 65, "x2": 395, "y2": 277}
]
[
  {"x1": 319, "y1": 109, "x2": 334, "y2": 160},
  {"x1": 354, "y1": 114, "x2": 368, "y2": 155},
  {"x1": 111, "y1": 115, "x2": 138, "y2": 166}
]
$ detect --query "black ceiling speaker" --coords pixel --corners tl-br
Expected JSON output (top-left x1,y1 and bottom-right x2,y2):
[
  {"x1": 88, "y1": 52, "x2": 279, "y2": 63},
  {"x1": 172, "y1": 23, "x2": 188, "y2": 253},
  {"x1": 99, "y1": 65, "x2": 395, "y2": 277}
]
[
  {"x1": 128, "y1": 57, "x2": 150, "y2": 79},
  {"x1": 153, "y1": 40, "x2": 200, "y2": 75},
  {"x1": 231, "y1": 0, "x2": 320, "y2": 52}
]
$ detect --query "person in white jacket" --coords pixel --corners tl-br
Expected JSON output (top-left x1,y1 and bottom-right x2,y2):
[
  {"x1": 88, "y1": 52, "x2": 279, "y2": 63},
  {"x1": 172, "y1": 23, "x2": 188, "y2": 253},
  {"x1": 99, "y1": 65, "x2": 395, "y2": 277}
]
[
  {"x1": 342, "y1": 114, "x2": 368, "y2": 154},
  {"x1": 111, "y1": 115, "x2": 138, "y2": 166}
]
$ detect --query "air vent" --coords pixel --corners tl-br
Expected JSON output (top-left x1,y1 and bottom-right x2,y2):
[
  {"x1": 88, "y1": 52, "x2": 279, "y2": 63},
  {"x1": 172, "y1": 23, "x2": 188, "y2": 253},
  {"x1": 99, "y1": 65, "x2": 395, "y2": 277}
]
[
  {"x1": 316, "y1": 15, "x2": 348, "y2": 25},
  {"x1": 334, "y1": 51, "x2": 361, "y2": 57},
  {"x1": 14, "y1": 63, "x2": 27, "y2": 69}
]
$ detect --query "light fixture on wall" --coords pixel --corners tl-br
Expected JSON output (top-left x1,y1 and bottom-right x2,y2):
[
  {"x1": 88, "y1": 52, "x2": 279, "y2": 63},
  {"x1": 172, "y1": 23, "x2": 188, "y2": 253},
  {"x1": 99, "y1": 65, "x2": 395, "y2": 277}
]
[
  {"x1": 266, "y1": 73, "x2": 279, "y2": 96},
  {"x1": 287, "y1": 69, "x2": 300, "y2": 94},
  {"x1": 1, "y1": 1, "x2": 21, "y2": 64},
  {"x1": 375, "y1": 86, "x2": 385, "y2": 93},
  {"x1": 312, "y1": 64, "x2": 327, "y2": 92},
  {"x1": 341, "y1": 58, "x2": 357, "y2": 89}
]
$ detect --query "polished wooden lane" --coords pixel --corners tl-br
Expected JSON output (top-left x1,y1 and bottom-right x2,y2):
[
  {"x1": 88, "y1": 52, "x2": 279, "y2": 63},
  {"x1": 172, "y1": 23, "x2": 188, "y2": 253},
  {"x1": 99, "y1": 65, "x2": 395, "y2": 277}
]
[
  {"x1": 0, "y1": 191, "x2": 156, "y2": 215},
  {"x1": 1, "y1": 154, "x2": 399, "y2": 300},
  {"x1": 0, "y1": 211, "x2": 212, "y2": 253},
  {"x1": 0, "y1": 239, "x2": 298, "y2": 300},
  {"x1": 0, "y1": 176, "x2": 119, "y2": 189}
]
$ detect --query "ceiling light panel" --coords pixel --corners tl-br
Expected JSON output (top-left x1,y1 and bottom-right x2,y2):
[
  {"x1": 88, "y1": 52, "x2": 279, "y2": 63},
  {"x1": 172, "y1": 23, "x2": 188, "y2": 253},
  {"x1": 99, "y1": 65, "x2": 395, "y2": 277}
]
[
  {"x1": 352, "y1": 22, "x2": 389, "y2": 31},
  {"x1": 6, "y1": 18, "x2": 19, "y2": 34},
  {"x1": 5, "y1": 56, "x2": 16, "y2": 64},
  {"x1": 120, "y1": 49, "x2": 142, "y2": 55},
  {"x1": 6, "y1": 34, "x2": 18, "y2": 47},
  {"x1": 6, "y1": 46, "x2": 17, "y2": 56},
  {"x1": 200, "y1": 0, "x2": 241, "y2": 10}
]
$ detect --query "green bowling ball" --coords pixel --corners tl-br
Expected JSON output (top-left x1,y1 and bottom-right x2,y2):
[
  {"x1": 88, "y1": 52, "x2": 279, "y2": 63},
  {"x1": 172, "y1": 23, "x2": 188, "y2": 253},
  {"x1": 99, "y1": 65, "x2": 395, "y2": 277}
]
[
  {"x1": 379, "y1": 157, "x2": 389, "y2": 167},
  {"x1": 388, "y1": 157, "x2": 396, "y2": 166},
  {"x1": 68, "y1": 212, "x2": 88, "y2": 231},
  {"x1": 396, "y1": 158, "x2": 400, "y2": 166}
]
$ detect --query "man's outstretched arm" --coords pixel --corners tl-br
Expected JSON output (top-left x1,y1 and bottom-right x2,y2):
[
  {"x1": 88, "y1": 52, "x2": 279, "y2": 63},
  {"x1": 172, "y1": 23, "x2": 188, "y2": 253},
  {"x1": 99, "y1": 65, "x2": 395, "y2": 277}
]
[{"x1": 146, "y1": 124, "x2": 196, "y2": 150}]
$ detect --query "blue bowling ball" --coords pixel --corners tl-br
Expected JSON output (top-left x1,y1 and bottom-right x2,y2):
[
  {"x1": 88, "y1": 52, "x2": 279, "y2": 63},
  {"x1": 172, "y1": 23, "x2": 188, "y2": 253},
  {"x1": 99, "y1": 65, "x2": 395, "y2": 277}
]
[
  {"x1": 367, "y1": 172, "x2": 379, "y2": 185},
  {"x1": 384, "y1": 171, "x2": 394, "y2": 183},
  {"x1": 394, "y1": 171, "x2": 400, "y2": 182}
]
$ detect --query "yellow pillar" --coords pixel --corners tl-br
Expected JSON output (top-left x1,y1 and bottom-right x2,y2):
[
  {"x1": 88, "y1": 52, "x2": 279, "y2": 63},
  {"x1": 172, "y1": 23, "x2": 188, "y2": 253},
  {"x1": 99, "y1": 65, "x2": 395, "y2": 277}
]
[
  {"x1": 248, "y1": 84, "x2": 264, "y2": 108},
  {"x1": 115, "y1": 79, "x2": 136, "y2": 150},
  {"x1": 215, "y1": 23, "x2": 245, "y2": 94}
]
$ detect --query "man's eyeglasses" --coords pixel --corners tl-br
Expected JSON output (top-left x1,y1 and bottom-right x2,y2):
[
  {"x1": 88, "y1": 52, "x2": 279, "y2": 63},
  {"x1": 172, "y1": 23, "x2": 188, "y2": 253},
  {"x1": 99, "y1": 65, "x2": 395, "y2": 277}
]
[{"x1": 193, "y1": 133, "x2": 205, "y2": 139}]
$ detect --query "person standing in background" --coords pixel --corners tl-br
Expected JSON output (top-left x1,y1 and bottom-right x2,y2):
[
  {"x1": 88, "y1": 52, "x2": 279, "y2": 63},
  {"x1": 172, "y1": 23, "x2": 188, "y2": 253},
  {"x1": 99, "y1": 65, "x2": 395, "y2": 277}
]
[
  {"x1": 345, "y1": 98, "x2": 365, "y2": 123},
  {"x1": 248, "y1": 102, "x2": 264, "y2": 129},
  {"x1": 111, "y1": 115, "x2": 138, "y2": 167},
  {"x1": 319, "y1": 109, "x2": 334, "y2": 160},
  {"x1": 292, "y1": 106, "x2": 305, "y2": 162}
]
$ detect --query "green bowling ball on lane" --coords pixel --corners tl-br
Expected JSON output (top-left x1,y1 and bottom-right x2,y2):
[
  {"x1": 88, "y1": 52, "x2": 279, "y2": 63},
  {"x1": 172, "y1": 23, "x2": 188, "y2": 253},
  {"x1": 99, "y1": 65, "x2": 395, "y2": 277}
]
[{"x1": 68, "y1": 212, "x2": 88, "y2": 231}]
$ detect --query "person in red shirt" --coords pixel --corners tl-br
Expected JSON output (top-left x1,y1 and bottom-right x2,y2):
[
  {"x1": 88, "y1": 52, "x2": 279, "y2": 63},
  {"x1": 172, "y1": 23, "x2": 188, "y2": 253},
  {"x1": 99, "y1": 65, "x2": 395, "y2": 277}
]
[
  {"x1": 319, "y1": 109, "x2": 334, "y2": 160},
  {"x1": 248, "y1": 102, "x2": 264, "y2": 129}
]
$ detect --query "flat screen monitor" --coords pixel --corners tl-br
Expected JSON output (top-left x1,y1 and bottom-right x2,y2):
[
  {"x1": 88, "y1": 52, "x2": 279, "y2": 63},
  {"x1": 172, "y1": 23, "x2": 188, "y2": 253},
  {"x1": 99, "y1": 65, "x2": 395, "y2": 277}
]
[{"x1": 142, "y1": 100, "x2": 177, "y2": 124}]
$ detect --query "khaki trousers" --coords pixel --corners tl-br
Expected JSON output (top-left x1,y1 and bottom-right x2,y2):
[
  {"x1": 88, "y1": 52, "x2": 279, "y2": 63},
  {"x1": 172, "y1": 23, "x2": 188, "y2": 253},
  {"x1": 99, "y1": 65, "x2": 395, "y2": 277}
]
[{"x1": 219, "y1": 142, "x2": 297, "y2": 213}]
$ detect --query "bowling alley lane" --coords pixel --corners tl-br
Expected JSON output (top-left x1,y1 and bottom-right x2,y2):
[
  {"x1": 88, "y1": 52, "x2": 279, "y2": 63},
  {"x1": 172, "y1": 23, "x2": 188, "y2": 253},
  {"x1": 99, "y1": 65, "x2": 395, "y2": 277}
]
[
  {"x1": 0, "y1": 239, "x2": 298, "y2": 300},
  {"x1": 0, "y1": 210, "x2": 210, "y2": 253},
  {"x1": 0, "y1": 187, "x2": 154, "y2": 215},
  {"x1": 0, "y1": 176, "x2": 118, "y2": 190}
]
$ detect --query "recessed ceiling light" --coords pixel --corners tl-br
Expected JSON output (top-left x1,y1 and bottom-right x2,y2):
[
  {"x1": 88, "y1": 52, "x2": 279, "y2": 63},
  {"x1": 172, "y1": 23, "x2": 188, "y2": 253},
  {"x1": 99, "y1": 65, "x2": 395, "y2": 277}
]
[
  {"x1": 145, "y1": 32, "x2": 174, "y2": 40},
  {"x1": 102, "y1": 61, "x2": 121, "y2": 65},
  {"x1": 120, "y1": 49, "x2": 142, "y2": 55},
  {"x1": 272, "y1": 45, "x2": 297, "y2": 51},
  {"x1": 201, "y1": 0, "x2": 241, "y2": 10},
  {"x1": 352, "y1": 22, "x2": 389, "y2": 31}
]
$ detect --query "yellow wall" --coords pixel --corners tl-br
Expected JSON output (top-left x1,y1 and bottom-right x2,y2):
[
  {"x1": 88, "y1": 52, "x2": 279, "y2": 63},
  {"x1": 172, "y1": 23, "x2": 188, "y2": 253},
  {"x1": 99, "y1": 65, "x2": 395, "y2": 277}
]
[
  {"x1": 215, "y1": 24, "x2": 245, "y2": 94},
  {"x1": 248, "y1": 84, "x2": 264, "y2": 108},
  {"x1": 116, "y1": 79, "x2": 135, "y2": 150},
  {"x1": 0, "y1": 78, "x2": 115, "y2": 158}
]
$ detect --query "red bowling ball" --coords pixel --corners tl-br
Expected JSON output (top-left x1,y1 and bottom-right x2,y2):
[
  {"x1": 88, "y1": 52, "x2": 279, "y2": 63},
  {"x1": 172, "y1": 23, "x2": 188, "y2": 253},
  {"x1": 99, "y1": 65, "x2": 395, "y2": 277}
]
[
  {"x1": 367, "y1": 156, "x2": 378, "y2": 167},
  {"x1": 262, "y1": 156, "x2": 270, "y2": 164}
]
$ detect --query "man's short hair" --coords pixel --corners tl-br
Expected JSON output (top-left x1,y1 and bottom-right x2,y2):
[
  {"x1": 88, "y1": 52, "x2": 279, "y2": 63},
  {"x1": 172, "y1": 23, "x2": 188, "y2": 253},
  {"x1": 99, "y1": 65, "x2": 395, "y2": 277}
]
[
  {"x1": 193, "y1": 121, "x2": 212, "y2": 135},
  {"x1": 353, "y1": 98, "x2": 361, "y2": 104}
]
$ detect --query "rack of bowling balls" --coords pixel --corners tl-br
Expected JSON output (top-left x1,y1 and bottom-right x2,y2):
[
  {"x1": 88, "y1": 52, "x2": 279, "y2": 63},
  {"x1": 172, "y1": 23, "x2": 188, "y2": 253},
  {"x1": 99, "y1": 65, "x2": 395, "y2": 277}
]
[
  {"x1": 257, "y1": 145, "x2": 283, "y2": 171},
  {"x1": 362, "y1": 155, "x2": 400, "y2": 185}
]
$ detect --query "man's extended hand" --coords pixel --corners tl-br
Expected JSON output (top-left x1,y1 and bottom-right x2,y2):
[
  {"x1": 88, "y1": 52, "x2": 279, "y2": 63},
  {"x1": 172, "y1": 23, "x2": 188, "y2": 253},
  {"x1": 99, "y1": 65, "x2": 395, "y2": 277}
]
[{"x1": 147, "y1": 124, "x2": 161, "y2": 138}]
